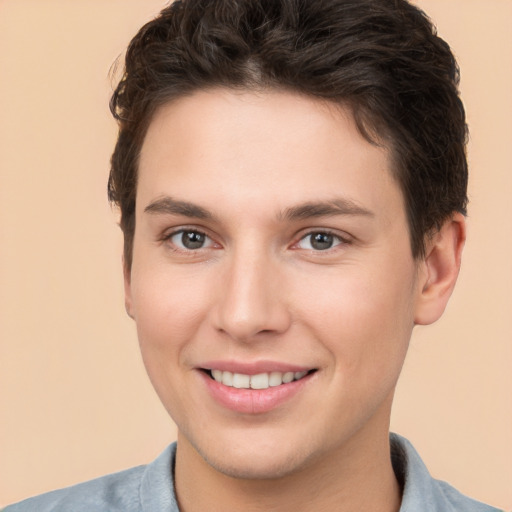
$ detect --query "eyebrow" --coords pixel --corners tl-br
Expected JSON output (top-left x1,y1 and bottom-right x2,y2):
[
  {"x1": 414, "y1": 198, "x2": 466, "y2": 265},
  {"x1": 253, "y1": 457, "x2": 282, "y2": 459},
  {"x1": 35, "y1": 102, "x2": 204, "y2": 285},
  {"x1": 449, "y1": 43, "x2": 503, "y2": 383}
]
[
  {"x1": 144, "y1": 197, "x2": 213, "y2": 219},
  {"x1": 280, "y1": 198, "x2": 374, "y2": 221},
  {"x1": 143, "y1": 196, "x2": 373, "y2": 222}
]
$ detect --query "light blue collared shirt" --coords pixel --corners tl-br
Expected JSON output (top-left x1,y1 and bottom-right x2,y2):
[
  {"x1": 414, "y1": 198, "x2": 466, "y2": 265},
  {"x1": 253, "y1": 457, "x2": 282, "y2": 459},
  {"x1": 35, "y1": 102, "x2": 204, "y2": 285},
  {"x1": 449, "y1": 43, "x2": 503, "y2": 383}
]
[{"x1": 3, "y1": 434, "x2": 503, "y2": 511}]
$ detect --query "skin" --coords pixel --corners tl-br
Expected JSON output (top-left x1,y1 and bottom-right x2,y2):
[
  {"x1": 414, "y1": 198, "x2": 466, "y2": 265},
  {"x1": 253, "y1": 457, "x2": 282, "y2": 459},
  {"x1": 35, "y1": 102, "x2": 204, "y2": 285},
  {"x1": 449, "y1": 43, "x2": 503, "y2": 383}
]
[{"x1": 125, "y1": 89, "x2": 465, "y2": 512}]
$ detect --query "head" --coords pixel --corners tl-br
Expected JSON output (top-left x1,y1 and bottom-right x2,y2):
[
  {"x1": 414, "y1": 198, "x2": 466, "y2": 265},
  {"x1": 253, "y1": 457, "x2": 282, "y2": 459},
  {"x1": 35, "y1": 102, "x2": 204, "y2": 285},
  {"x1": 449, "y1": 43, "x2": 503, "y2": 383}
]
[
  {"x1": 108, "y1": 0, "x2": 468, "y2": 485},
  {"x1": 109, "y1": 0, "x2": 468, "y2": 270}
]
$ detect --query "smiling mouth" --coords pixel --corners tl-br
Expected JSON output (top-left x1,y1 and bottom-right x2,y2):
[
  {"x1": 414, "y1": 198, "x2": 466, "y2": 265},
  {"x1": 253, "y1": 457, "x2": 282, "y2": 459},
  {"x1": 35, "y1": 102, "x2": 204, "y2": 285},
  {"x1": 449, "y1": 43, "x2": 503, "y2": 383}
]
[{"x1": 205, "y1": 369, "x2": 316, "y2": 390}]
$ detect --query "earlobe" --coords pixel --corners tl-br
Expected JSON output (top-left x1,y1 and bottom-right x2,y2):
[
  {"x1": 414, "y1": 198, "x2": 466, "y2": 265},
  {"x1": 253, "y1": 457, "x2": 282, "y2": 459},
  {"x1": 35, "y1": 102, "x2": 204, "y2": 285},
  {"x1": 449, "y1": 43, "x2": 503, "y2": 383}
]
[
  {"x1": 414, "y1": 213, "x2": 466, "y2": 325},
  {"x1": 123, "y1": 256, "x2": 135, "y2": 320}
]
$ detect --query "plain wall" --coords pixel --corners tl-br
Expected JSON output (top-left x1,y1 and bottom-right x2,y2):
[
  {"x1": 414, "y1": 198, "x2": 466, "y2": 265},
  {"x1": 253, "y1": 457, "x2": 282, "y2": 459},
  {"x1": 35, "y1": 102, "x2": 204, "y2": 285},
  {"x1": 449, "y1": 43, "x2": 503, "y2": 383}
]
[{"x1": 0, "y1": 0, "x2": 510, "y2": 508}]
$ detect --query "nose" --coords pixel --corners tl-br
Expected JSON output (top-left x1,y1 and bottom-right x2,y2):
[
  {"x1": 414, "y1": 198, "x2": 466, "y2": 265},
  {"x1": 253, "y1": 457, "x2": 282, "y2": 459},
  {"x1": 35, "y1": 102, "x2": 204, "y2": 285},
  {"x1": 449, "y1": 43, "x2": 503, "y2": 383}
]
[{"x1": 212, "y1": 249, "x2": 292, "y2": 342}]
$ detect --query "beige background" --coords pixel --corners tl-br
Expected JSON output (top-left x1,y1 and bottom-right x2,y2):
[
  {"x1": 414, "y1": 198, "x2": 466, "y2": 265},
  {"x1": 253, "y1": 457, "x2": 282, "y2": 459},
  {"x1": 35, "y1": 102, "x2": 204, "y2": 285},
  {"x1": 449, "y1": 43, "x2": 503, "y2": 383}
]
[{"x1": 0, "y1": 0, "x2": 510, "y2": 509}]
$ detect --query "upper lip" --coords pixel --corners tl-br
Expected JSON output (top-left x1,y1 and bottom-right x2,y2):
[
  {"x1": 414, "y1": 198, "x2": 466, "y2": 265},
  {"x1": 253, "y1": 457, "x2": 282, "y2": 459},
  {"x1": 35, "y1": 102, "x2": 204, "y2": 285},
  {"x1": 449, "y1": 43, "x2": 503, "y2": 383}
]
[{"x1": 199, "y1": 360, "x2": 315, "y2": 375}]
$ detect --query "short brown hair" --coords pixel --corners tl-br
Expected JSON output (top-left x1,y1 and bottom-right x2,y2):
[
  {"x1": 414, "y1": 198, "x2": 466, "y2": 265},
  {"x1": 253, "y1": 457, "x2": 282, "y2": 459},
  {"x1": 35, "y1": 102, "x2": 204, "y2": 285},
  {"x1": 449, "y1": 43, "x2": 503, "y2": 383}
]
[{"x1": 109, "y1": 0, "x2": 468, "y2": 268}]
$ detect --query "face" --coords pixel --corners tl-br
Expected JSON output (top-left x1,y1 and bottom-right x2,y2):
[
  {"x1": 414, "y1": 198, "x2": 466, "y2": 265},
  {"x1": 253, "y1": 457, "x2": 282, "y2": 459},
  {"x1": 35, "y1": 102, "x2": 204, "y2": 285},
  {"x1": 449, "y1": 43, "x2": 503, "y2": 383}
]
[{"x1": 126, "y1": 89, "x2": 423, "y2": 479}]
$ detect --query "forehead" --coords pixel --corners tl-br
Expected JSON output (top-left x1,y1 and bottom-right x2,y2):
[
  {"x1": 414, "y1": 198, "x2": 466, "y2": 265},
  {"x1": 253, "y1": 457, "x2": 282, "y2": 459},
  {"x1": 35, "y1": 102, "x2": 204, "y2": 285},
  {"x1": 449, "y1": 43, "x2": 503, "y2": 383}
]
[{"x1": 137, "y1": 88, "x2": 404, "y2": 222}]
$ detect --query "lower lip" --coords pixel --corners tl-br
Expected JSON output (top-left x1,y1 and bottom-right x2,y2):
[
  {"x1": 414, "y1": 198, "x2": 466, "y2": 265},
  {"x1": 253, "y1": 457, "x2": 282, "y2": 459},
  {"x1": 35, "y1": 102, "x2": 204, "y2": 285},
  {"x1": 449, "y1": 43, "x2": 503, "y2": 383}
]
[{"x1": 199, "y1": 371, "x2": 314, "y2": 414}]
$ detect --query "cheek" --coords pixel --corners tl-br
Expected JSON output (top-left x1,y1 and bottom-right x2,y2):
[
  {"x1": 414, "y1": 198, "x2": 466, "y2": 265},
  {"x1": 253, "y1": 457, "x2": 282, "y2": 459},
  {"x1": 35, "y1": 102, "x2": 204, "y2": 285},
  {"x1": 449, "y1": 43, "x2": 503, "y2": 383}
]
[
  {"x1": 295, "y1": 260, "x2": 416, "y2": 375},
  {"x1": 129, "y1": 265, "x2": 214, "y2": 420},
  {"x1": 130, "y1": 264, "x2": 213, "y2": 358}
]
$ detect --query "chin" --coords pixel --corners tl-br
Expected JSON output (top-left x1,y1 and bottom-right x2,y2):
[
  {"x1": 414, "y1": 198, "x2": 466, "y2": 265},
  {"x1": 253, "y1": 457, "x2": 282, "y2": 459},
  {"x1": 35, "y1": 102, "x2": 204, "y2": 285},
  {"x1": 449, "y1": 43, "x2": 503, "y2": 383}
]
[
  {"x1": 203, "y1": 449, "x2": 309, "y2": 481},
  {"x1": 190, "y1": 433, "x2": 315, "y2": 481}
]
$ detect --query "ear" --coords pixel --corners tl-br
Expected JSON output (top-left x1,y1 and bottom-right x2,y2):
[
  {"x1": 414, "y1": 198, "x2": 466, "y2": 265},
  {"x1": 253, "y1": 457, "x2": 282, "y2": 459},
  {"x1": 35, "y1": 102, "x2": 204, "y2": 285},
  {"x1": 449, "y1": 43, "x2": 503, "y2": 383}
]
[
  {"x1": 123, "y1": 255, "x2": 135, "y2": 320},
  {"x1": 414, "y1": 213, "x2": 466, "y2": 325}
]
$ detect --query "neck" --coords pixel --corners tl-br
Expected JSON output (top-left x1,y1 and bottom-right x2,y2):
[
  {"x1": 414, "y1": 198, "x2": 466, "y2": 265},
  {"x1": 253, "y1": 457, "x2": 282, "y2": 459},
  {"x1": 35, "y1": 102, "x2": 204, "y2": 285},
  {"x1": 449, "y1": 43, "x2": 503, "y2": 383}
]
[{"x1": 174, "y1": 426, "x2": 401, "y2": 512}]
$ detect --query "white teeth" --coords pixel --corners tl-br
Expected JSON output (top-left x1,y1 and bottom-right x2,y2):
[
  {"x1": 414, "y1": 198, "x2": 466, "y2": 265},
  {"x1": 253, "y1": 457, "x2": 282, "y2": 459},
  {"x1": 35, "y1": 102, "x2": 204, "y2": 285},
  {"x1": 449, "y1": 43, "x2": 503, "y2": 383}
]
[
  {"x1": 210, "y1": 369, "x2": 310, "y2": 389},
  {"x1": 282, "y1": 372, "x2": 294, "y2": 383},
  {"x1": 269, "y1": 371, "x2": 283, "y2": 387},
  {"x1": 250, "y1": 373, "x2": 269, "y2": 389},
  {"x1": 221, "y1": 371, "x2": 233, "y2": 386},
  {"x1": 232, "y1": 373, "x2": 250, "y2": 389}
]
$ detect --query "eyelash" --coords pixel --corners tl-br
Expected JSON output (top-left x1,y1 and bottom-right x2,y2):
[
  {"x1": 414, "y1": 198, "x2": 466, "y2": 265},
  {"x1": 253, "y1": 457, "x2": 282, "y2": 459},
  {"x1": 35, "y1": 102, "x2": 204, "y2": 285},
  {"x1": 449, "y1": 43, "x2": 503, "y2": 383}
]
[
  {"x1": 292, "y1": 229, "x2": 351, "y2": 253},
  {"x1": 161, "y1": 228, "x2": 216, "y2": 253},
  {"x1": 160, "y1": 228, "x2": 351, "y2": 254}
]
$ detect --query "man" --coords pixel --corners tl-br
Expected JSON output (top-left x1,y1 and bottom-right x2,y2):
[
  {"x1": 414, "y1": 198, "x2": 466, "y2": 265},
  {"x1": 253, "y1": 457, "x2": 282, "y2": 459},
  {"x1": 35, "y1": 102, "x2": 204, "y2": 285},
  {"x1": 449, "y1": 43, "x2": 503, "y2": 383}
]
[{"x1": 4, "y1": 0, "x2": 503, "y2": 510}]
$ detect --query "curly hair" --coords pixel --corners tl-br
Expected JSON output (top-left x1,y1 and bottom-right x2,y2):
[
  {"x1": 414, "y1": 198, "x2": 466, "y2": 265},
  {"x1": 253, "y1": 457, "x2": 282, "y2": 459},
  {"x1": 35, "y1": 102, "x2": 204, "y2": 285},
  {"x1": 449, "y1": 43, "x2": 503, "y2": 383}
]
[{"x1": 109, "y1": 0, "x2": 468, "y2": 268}]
